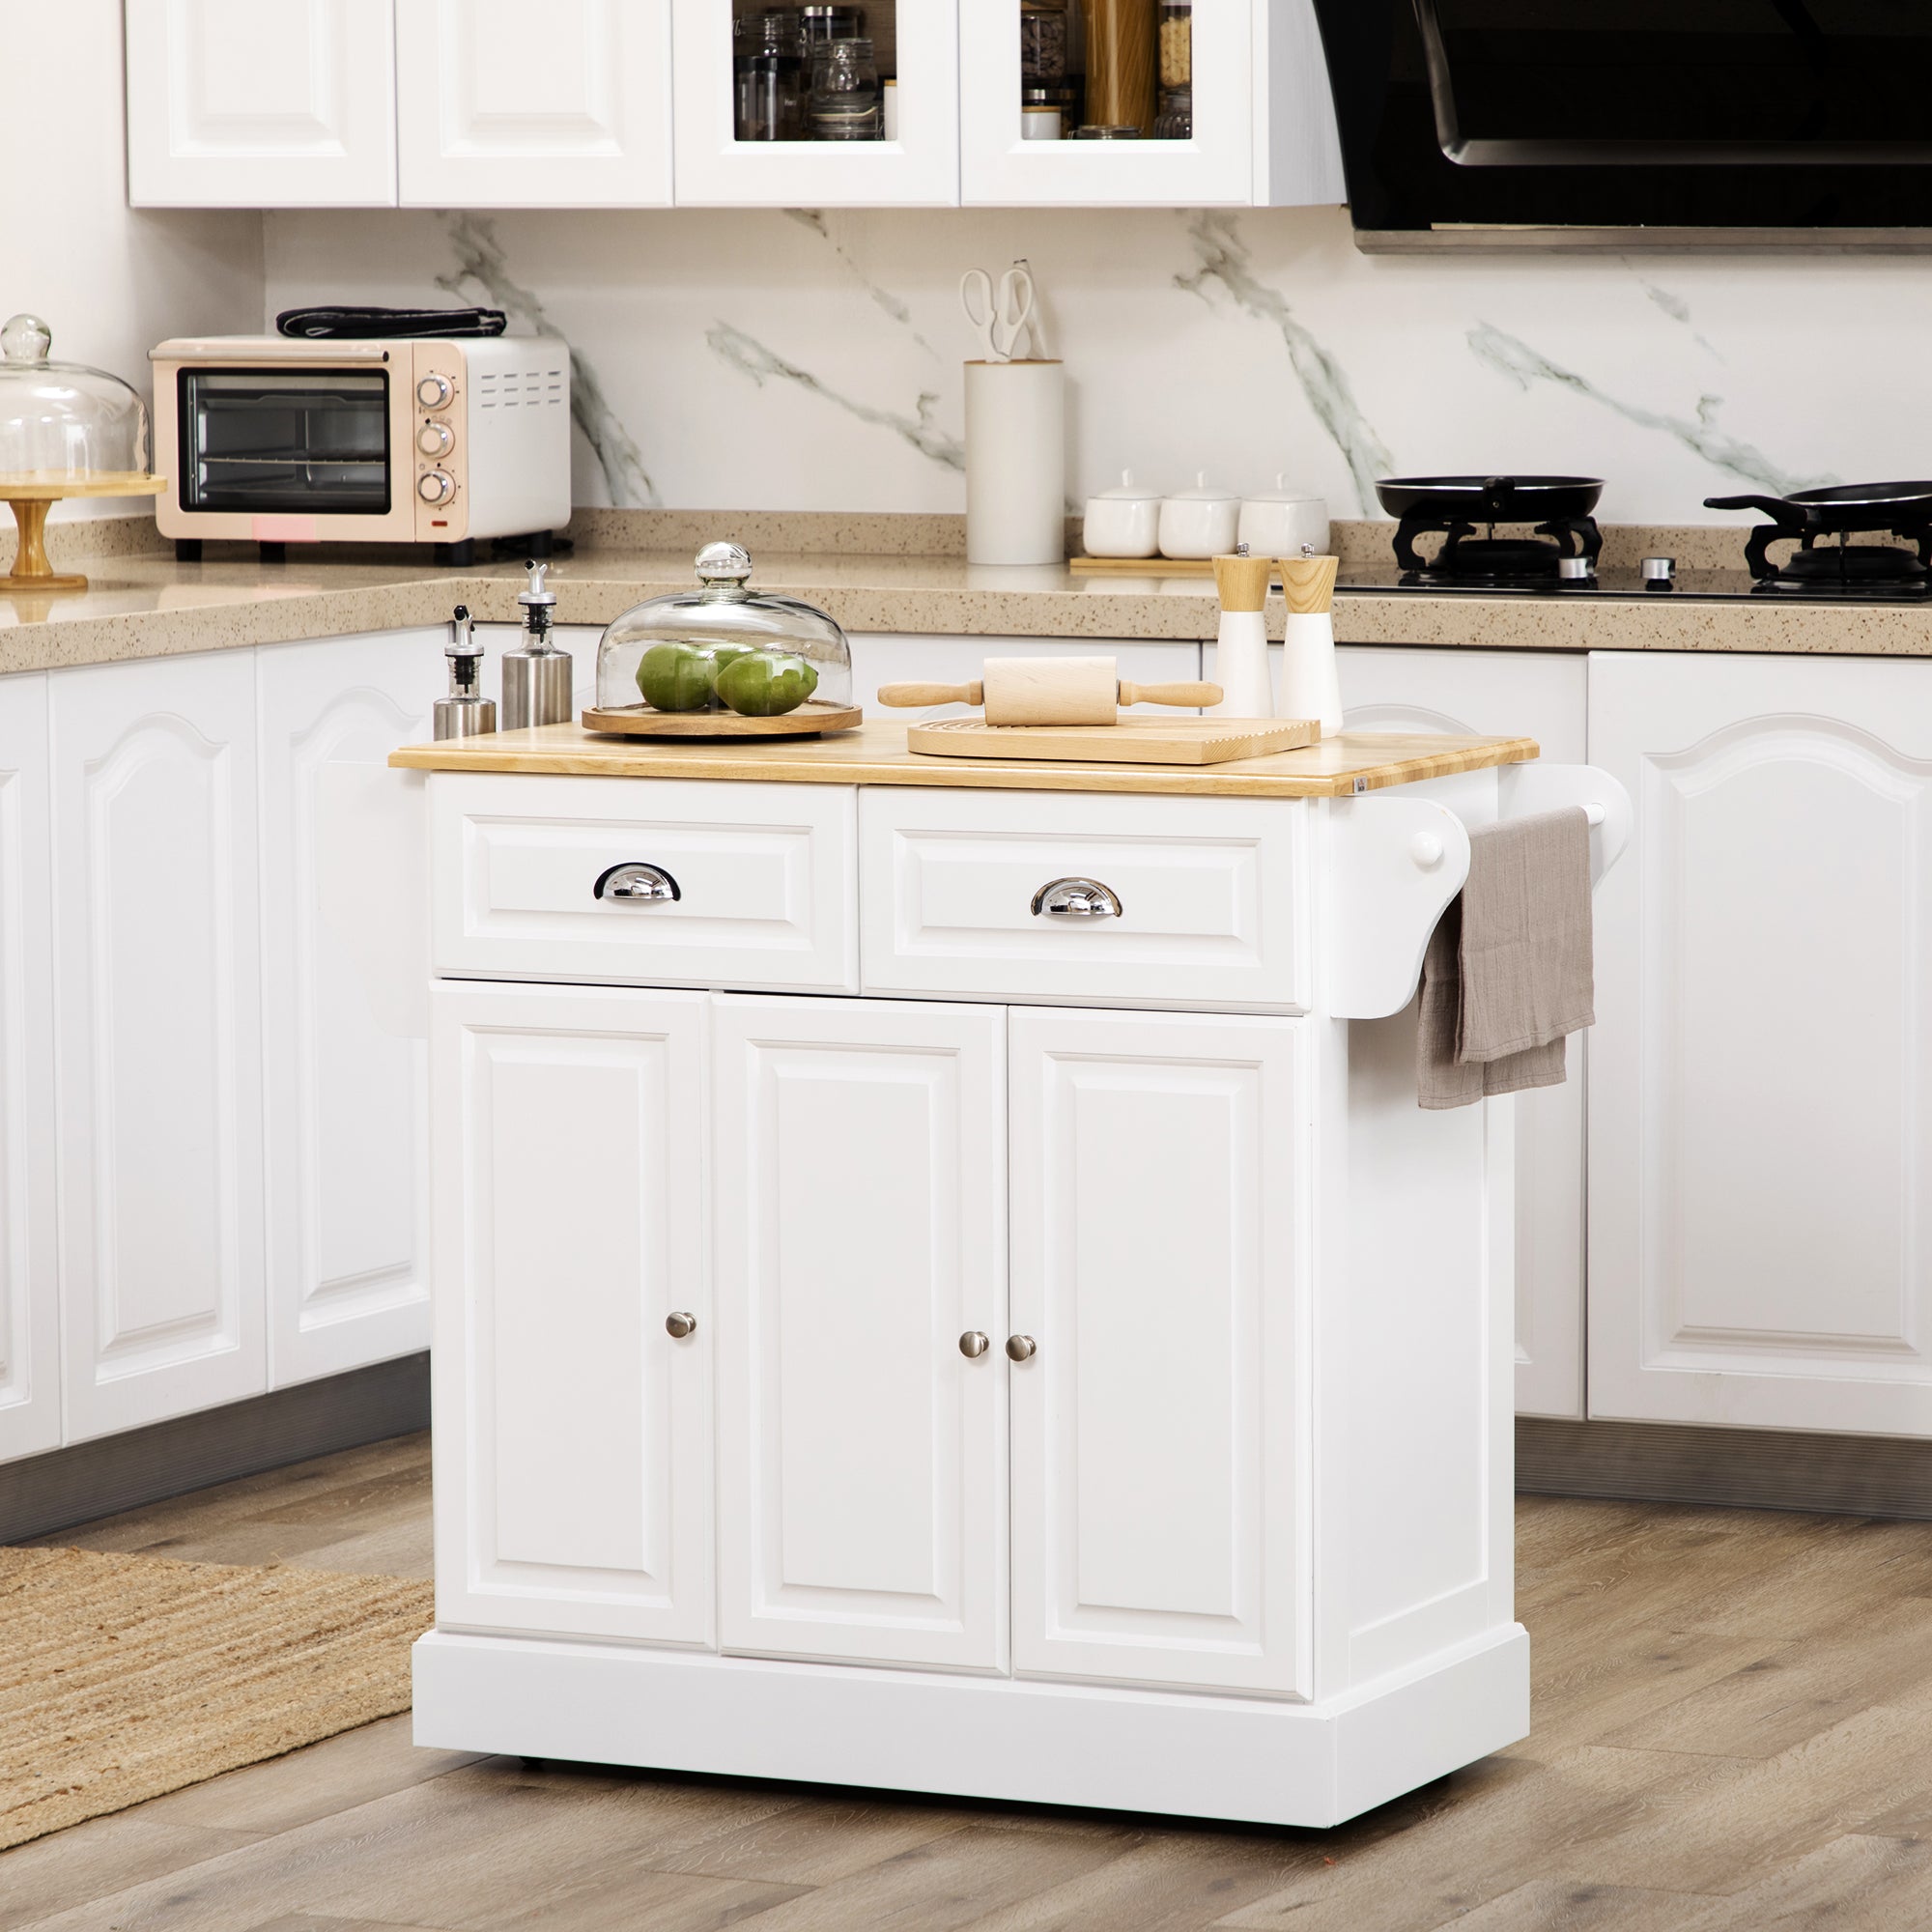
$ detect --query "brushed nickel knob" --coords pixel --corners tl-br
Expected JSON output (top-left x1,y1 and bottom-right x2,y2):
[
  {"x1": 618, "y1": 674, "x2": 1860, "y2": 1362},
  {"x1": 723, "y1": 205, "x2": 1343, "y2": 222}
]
[
  {"x1": 1006, "y1": 1334, "x2": 1037, "y2": 1362},
  {"x1": 666, "y1": 1311, "x2": 696, "y2": 1339},
  {"x1": 958, "y1": 1330, "x2": 990, "y2": 1359},
  {"x1": 416, "y1": 373, "x2": 453, "y2": 410}
]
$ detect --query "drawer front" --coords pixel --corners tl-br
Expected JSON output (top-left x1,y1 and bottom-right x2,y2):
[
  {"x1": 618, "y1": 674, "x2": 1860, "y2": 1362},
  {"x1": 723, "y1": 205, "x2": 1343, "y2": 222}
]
[
  {"x1": 860, "y1": 789, "x2": 1308, "y2": 1010},
  {"x1": 433, "y1": 775, "x2": 857, "y2": 991}
]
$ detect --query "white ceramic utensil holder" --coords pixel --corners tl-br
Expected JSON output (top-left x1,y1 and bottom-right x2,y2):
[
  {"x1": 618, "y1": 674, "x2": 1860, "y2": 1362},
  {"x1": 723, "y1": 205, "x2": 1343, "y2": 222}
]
[
  {"x1": 1279, "y1": 612, "x2": 1343, "y2": 734},
  {"x1": 965, "y1": 360, "x2": 1065, "y2": 567}
]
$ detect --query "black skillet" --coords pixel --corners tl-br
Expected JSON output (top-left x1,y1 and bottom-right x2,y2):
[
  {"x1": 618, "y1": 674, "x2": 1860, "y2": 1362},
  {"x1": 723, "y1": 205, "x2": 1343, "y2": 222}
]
[{"x1": 1377, "y1": 475, "x2": 1605, "y2": 523}]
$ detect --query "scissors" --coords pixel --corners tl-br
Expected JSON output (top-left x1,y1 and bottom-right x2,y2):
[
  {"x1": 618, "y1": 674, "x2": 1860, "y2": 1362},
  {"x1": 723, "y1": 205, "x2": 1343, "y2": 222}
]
[{"x1": 958, "y1": 262, "x2": 1037, "y2": 362}]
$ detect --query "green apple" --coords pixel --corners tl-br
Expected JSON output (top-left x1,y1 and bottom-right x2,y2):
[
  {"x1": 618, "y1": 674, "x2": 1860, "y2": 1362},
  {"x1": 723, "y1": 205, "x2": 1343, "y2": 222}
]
[
  {"x1": 714, "y1": 651, "x2": 820, "y2": 718},
  {"x1": 635, "y1": 641, "x2": 719, "y2": 713}
]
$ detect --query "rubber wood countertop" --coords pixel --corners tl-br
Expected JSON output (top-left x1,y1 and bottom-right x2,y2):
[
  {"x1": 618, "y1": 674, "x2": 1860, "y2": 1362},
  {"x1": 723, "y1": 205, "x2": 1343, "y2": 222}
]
[{"x1": 389, "y1": 719, "x2": 1540, "y2": 798}]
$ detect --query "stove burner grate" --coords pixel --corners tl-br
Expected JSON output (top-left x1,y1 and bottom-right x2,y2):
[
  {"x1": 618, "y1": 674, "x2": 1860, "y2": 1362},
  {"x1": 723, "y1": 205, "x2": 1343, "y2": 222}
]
[{"x1": 1393, "y1": 511, "x2": 1604, "y2": 587}]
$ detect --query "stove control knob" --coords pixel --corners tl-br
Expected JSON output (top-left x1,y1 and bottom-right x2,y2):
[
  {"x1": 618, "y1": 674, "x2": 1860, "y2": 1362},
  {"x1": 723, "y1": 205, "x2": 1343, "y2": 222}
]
[
  {"x1": 416, "y1": 421, "x2": 454, "y2": 457},
  {"x1": 1642, "y1": 556, "x2": 1678, "y2": 590},
  {"x1": 417, "y1": 469, "x2": 456, "y2": 505},
  {"x1": 416, "y1": 373, "x2": 453, "y2": 411},
  {"x1": 1557, "y1": 555, "x2": 1596, "y2": 582}
]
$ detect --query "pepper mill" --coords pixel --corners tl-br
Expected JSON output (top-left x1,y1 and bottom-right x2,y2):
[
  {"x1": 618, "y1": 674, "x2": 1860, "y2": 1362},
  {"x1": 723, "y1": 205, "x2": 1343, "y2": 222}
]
[
  {"x1": 1276, "y1": 551, "x2": 1343, "y2": 736},
  {"x1": 433, "y1": 604, "x2": 497, "y2": 740},
  {"x1": 501, "y1": 559, "x2": 573, "y2": 730},
  {"x1": 1208, "y1": 551, "x2": 1273, "y2": 717}
]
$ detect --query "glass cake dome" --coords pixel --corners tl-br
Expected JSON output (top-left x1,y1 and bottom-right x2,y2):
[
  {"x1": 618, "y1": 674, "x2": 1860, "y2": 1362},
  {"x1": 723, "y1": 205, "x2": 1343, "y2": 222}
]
[
  {"x1": 594, "y1": 542, "x2": 853, "y2": 721},
  {"x1": 0, "y1": 314, "x2": 151, "y2": 484}
]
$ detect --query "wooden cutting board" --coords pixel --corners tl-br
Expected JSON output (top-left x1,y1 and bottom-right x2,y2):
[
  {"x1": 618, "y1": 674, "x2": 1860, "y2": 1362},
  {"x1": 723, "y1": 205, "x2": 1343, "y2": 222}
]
[{"x1": 905, "y1": 716, "x2": 1321, "y2": 766}]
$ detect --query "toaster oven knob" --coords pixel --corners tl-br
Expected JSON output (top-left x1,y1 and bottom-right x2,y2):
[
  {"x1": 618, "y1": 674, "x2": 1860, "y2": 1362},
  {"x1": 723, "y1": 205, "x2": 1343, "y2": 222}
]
[
  {"x1": 416, "y1": 421, "x2": 453, "y2": 457},
  {"x1": 415, "y1": 373, "x2": 453, "y2": 411},
  {"x1": 417, "y1": 469, "x2": 456, "y2": 505}
]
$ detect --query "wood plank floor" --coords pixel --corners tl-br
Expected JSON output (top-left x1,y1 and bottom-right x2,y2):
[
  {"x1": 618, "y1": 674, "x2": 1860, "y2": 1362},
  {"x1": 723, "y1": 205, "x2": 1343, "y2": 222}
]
[{"x1": 11, "y1": 1435, "x2": 1932, "y2": 1929}]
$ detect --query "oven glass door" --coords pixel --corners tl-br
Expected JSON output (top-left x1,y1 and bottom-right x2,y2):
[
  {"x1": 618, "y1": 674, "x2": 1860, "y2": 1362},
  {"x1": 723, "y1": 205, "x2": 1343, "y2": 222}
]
[{"x1": 178, "y1": 368, "x2": 391, "y2": 515}]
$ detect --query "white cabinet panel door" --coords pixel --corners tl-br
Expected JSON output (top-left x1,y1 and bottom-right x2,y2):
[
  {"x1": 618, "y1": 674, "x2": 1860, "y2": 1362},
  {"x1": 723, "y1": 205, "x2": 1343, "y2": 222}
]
[
  {"x1": 961, "y1": 0, "x2": 1254, "y2": 207},
  {"x1": 432, "y1": 983, "x2": 711, "y2": 1645},
  {"x1": 126, "y1": 0, "x2": 399, "y2": 207},
  {"x1": 0, "y1": 679, "x2": 57, "y2": 1463},
  {"x1": 395, "y1": 0, "x2": 672, "y2": 206},
  {"x1": 1338, "y1": 646, "x2": 1589, "y2": 1420},
  {"x1": 1590, "y1": 651, "x2": 1932, "y2": 1436},
  {"x1": 671, "y1": 0, "x2": 959, "y2": 206},
  {"x1": 713, "y1": 995, "x2": 1008, "y2": 1672},
  {"x1": 1009, "y1": 1008, "x2": 1311, "y2": 1697},
  {"x1": 257, "y1": 633, "x2": 442, "y2": 1388},
  {"x1": 52, "y1": 654, "x2": 267, "y2": 1442}
]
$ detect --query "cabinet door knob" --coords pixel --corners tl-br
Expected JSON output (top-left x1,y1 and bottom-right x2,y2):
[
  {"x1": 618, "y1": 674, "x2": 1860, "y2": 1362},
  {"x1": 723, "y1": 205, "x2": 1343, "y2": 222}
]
[
  {"x1": 958, "y1": 1330, "x2": 990, "y2": 1358},
  {"x1": 1031, "y1": 877, "x2": 1122, "y2": 920},
  {"x1": 596, "y1": 862, "x2": 681, "y2": 904},
  {"x1": 1006, "y1": 1333, "x2": 1037, "y2": 1362},
  {"x1": 666, "y1": 1311, "x2": 697, "y2": 1339}
]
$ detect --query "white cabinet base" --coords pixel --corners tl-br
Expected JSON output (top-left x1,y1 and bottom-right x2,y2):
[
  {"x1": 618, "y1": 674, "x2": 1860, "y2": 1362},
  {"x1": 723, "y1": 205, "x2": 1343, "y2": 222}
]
[{"x1": 413, "y1": 1623, "x2": 1528, "y2": 1831}]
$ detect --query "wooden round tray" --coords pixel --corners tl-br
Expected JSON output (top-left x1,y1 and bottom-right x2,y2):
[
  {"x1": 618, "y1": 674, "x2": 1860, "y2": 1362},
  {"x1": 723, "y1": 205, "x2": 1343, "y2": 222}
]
[
  {"x1": 2, "y1": 473, "x2": 167, "y2": 594},
  {"x1": 581, "y1": 700, "x2": 863, "y2": 739}
]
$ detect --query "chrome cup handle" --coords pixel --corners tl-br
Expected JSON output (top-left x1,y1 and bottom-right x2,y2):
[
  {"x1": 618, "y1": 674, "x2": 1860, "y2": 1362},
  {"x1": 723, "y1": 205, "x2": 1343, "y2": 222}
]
[
  {"x1": 595, "y1": 862, "x2": 681, "y2": 904},
  {"x1": 1031, "y1": 877, "x2": 1122, "y2": 920}
]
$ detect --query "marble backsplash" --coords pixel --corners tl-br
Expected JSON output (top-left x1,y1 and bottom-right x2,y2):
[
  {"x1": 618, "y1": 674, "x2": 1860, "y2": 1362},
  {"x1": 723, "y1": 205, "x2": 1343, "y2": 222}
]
[{"x1": 264, "y1": 204, "x2": 1929, "y2": 528}]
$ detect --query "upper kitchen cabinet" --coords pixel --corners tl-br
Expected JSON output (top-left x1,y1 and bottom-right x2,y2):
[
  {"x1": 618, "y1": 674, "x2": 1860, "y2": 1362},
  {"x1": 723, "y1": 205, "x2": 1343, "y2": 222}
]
[
  {"x1": 672, "y1": 0, "x2": 960, "y2": 206},
  {"x1": 959, "y1": 0, "x2": 1343, "y2": 208},
  {"x1": 394, "y1": 0, "x2": 672, "y2": 207},
  {"x1": 126, "y1": 0, "x2": 401, "y2": 208}
]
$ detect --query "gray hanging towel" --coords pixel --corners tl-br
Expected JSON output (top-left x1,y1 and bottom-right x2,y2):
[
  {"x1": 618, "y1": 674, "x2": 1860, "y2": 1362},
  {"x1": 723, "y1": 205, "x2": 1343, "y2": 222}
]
[{"x1": 1418, "y1": 808, "x2": 1595, "y2": 1110}]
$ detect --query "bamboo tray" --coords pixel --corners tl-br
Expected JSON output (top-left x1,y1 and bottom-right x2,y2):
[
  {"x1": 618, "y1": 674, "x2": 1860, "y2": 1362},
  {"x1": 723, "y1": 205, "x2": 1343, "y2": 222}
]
[
  {"x1": 2, "y1": 474, "x2": 167, "y2": 593},
  {"x1": 581, "y1": 700, "x2": 864, "y2": 739},
  {"x1": 905, "y1": 716, "x2": 1320, "y2": 767}
]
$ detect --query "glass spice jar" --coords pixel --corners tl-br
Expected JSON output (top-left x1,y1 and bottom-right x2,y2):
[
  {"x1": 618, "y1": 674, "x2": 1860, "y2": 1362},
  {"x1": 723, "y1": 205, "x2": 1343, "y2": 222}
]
[
  {"x1": 739, "y1": 9, "x2": 808, "y2": 141},
  {"x1": 1158, "y1": 0, "x2": 1191, "y2": 89},
  {"x1": 810, "y1": 37, "x2": 883, "y2": 139},
  {"x1": 1021, "y1": 0, "x2": 1068, "y2": 83}
]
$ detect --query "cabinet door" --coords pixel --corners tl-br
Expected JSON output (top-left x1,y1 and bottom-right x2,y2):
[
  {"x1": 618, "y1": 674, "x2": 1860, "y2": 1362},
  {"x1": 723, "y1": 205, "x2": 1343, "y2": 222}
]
[
  {"x1": 1590, "y1": 652, "x2": 1932, "y2": 1436},
  {"x1": 671, "y1": 0, "x2": 959, "y2": 206},
  {"x1": 960, "y1": 0, "x2": 1254, "y2": 207},
  {"x1": 52, "y1": 654, "x2": 267, "y2": 1442},
  {"x1": 846, "y1": 633, "x2": 1203, "y2": 720},
  {"x1": 713, "y1": 995, "x2": 1008, "y2": 1672},
  {"x1": 1337, "y1": 647, "x2": 1589, "y2": 1420},
  {"x1": 257, "y1": 633, "x2": 443, "y2": 1389},
  {"x1": 395, "y1": 0, "x2": 672, "y2": 207},
  {"x1": 432, "y1": 983, "x2": 711, "y2": 1644},
  {"x1": 1009, "y1": 1008, "x2": 1310, "y2": 1697},
  {"x1": 0, "y1": 679, "x2": 57, "y2": 1463},
  {"x1": 126, "y1": 0, "x2": 398, "y2": 208}
]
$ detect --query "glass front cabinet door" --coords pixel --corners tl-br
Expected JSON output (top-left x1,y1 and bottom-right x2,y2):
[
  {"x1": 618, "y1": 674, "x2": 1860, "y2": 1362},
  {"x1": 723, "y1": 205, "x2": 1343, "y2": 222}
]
[{"x1": 672, "y1": 0, "x2": 961, "y2": 205}]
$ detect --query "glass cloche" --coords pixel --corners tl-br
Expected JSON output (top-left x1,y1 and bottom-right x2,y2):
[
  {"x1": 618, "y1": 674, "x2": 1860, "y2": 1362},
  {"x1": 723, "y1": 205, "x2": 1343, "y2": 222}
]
[{"x1": 592, "y1": 542, "x2": 854, "y2": 725}]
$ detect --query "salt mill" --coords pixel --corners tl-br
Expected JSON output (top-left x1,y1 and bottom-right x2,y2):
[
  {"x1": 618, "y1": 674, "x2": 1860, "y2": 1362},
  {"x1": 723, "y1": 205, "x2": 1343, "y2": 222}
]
[
  {"x1": 501, "y1": 558, "x2": 573, "y2": 729},
  {"x1": 433, "y1": 605, "x2": 497, "y2": 741}
]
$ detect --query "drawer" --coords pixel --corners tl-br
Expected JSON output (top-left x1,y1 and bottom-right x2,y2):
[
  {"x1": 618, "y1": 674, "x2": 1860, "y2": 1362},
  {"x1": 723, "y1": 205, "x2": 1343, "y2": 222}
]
[
  {"x1": 860, "y1": 789, "x2": 1308, "y2": 1011},
  {"x1": 432, "y1": 775, "x2": 857, "y2": 992}
]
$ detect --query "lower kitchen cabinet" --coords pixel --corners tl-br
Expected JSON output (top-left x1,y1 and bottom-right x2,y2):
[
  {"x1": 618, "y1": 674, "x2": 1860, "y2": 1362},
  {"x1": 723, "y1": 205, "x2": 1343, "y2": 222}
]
[
  {"x1": 712, "y1": 994, "x2": 1009, "y2": 1673},
  {"x1": 1009, "y1": 1008, "x2": 1311, "y2": 1698},
  {"x1": 51, "y1": 653, "x2": 269, "y2": 1443},
  {"x1": 430, "y1": 981, "x2": 712, "y2": 1644},
  {"x1": 1589, "y1": 651, "x2": 1932, "y2": 1436},
  {"x1": 257, "y1": 633, "x2": 442, "y2": 1386},
  {"x1": 1337, "y1": 648, "x2": 1590, "y2": 1420},
  {"x1": 0, "y1": 677, "x2": 57, "y2": 1463}
]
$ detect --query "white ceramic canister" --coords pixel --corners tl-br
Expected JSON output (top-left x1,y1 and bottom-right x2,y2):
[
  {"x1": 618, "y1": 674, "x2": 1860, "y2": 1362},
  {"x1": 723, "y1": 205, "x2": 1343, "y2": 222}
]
[
  {"x1": 1081, "y1": 469, "x2": 1163, "y2": 558},
  {"x1": 1237, "y1": 477, "x2": 1329, "y2": 560},
  {"x1": 1157, "y1": 473, "x2": 1241, "y2": 560},
  {"x1": 965, "y1": 359, "x2": 1066, "y2": 567}
]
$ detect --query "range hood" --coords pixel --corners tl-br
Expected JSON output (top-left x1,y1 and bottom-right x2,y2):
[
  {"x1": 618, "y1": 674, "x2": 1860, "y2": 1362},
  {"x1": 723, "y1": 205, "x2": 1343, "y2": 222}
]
[{"x1": 1311, "y1": 1, "x2": 1932, "y2": 251}]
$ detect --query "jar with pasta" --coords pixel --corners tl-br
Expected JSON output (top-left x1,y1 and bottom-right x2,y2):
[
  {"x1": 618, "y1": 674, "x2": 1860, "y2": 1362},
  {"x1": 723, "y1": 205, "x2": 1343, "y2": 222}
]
[{"x1": 1157, "y1": 0, "x2": 1191, "y2": 89}]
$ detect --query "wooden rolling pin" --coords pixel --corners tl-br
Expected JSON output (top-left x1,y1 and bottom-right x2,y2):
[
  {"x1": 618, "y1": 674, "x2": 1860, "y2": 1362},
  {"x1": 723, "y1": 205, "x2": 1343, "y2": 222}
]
[{"x1": 878, "y1": 656, "x2": 1221, "y2": 726}]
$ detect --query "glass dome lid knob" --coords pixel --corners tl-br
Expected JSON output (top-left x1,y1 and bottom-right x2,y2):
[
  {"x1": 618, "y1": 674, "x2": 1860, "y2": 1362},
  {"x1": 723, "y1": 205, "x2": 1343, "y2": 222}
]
[
  {"x1": 0, "y1": 314, "x2": 52, "y2": 364},
  {"x1": 696, "y1": 541, "x2": 753, "y2": 586}
]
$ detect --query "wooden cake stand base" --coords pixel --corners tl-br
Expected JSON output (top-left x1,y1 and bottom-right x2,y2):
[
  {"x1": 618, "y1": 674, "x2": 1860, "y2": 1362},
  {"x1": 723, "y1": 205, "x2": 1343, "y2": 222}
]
[{"x1": 1, "y1": 475, "x2": 167, "y2": 594}]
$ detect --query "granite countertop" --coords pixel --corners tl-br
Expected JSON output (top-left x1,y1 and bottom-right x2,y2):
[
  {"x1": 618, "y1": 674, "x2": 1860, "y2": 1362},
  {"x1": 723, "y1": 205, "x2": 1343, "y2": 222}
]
[
  {"x1": 391, "y1": 718, "x2": 1541, "y2": 799},
  {"x1": 7, "y1": 511, "x2": 1932, "y2": 676}
]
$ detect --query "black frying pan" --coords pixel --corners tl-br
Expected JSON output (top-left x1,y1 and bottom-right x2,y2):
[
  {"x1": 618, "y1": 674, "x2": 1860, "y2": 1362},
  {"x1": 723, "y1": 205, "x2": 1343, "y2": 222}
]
[
  {"x1": 1706, "y1": 483, "x2": 1932, "y2": 534},
  {"x1": 1377, "y1": 475, "x2": 1605, "y2": 523}
]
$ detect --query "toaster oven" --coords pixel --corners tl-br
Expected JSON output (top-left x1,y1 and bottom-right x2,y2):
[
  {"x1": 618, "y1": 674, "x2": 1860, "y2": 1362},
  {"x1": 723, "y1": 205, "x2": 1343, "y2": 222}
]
[{"x1": 150, "y1": 335, "x2": 572, "y2": 559}]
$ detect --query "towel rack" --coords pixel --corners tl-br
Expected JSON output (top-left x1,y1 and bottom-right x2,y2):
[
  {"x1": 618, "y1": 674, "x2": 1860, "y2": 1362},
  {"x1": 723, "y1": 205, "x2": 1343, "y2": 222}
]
[{"x1": 1584, "y1": 803, "x2": 1605, "y2": 826}]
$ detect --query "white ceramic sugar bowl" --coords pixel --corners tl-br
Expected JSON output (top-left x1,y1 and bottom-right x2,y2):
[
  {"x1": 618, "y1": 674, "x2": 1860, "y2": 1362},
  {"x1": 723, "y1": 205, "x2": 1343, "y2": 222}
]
[
  {"x1": 1238, "y1": 478, "x2": 1330, "y2": 559},
  {"x1": 1081, "y1": 469, "x2": 1164, "y2": 559},
  {"x1": 1158, "y1": 473, "x2": 1242, "y2": 560}
]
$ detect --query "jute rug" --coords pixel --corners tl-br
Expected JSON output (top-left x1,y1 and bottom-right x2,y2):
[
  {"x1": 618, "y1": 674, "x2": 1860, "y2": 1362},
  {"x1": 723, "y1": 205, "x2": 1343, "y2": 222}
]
[{"x1": 0, "y1": 1545, "x2": 434, "y2": 1851}]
